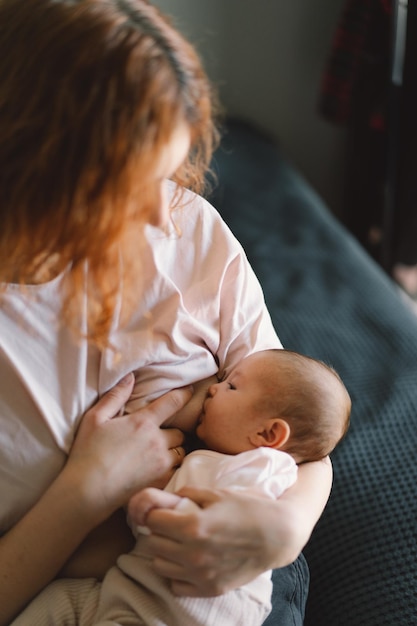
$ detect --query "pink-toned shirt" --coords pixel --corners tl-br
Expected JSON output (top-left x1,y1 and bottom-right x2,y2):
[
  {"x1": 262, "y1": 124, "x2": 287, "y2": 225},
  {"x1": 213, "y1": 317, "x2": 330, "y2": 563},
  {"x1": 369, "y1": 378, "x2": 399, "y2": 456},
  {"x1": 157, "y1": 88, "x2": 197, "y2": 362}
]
[
  {"x1": 127, "y1": 448, "x2": 297, "y2": 614},
  {"x1": 0, "y1": 184, "x2": 281, "y2": 534}
]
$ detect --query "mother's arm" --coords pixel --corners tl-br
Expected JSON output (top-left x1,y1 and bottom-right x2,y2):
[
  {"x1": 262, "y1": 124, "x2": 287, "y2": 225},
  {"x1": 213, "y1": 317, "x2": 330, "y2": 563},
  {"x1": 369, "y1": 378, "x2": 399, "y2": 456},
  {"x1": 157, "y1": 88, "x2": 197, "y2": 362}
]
[
  {"x1": 0, "y1": 376, "x2": 190, "y2": 626},
  {"x1": 0, "y1": 454, "x2": 114, "y2": 626},
  {"x1": 129, "y1": 457, "x2": 332, "y2": 596},
  {"x1": 267, "y1": 457, "x2": 333, "y2": 566}
]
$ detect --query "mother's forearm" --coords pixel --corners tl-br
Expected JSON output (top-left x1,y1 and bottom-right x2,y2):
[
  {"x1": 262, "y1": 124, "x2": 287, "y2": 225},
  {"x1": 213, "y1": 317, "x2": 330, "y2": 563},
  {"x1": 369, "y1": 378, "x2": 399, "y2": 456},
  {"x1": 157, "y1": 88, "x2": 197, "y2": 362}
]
[
  {"x1": 0, "y1": 470, "x2": 105, "y2": 626},
  {"x1": 58, "y1": 508, "x2": 134, "y2": 579},
  {"x1": 269, "y1": 457, "x2": 333, "y2": 568}
]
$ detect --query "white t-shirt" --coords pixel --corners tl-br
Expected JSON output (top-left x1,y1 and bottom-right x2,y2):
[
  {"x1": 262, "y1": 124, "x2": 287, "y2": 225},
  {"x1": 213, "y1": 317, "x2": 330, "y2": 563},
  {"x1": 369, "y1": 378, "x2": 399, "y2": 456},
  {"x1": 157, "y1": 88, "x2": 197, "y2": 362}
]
[{"x1": 0, "y1": 185, "x2": 281, "y2": 534}]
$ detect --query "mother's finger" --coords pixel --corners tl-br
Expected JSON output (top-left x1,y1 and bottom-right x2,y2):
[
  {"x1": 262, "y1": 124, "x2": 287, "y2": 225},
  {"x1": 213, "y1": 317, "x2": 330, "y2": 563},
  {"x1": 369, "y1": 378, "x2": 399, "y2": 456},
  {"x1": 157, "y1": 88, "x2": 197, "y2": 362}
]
[
  {"x1": 171, "y1": 445, "x2": 185, "y2": 465},
  {"x1": 132, "y1": 386, "x2": 193, "y2": 427},
  {"x1": 170, "y1": 580, "x2": 201, "y2": 597},
  {"x1": 171, "y1": 487, "x2": 223, "y2": 509},
  {"x1": 84, "y1": 373, "x2": 135, "y2": 424},
  {"x1": 152, "y1": 555, "x2": 188, "y2": 580}
]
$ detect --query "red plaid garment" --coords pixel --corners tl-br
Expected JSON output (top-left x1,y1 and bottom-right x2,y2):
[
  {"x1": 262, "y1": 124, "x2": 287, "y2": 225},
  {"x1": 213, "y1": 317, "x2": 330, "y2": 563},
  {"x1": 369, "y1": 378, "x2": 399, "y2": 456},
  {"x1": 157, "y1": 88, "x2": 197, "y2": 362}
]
[{"x1": 318, "y1": 0, "x2": 392, "y2": 126}]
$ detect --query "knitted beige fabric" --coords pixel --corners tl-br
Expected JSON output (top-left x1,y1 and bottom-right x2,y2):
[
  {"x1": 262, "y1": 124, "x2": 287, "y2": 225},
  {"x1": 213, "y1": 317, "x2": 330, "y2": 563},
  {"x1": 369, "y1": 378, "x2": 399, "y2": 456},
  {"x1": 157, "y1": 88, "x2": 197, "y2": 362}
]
[{"x1": 11, "y1": 578, "x2": 100, "y2": 626}]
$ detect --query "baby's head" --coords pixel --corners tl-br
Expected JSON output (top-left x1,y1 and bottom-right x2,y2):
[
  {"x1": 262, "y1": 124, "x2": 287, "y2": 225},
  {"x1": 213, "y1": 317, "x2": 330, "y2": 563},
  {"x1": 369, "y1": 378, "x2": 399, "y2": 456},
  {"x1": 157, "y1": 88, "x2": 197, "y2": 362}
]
[{"x1": 196, "y1": 349, "x2": 351, "y2": 463}]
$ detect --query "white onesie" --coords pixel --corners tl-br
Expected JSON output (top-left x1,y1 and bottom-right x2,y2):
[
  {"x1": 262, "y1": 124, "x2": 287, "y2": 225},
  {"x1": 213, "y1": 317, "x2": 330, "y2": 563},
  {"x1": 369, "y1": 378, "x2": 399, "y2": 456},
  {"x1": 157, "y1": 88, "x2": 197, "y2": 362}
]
[{"x1": 92, "y1": 447, "x2": 298, "y2": 626}]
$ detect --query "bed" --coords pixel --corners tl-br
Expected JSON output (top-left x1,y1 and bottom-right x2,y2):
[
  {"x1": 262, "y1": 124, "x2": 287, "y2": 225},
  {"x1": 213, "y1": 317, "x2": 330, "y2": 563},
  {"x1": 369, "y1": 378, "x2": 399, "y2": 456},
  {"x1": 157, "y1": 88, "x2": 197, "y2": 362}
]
[{"x1": 208, "y1": 119, "x2": 417, "y2": 625}]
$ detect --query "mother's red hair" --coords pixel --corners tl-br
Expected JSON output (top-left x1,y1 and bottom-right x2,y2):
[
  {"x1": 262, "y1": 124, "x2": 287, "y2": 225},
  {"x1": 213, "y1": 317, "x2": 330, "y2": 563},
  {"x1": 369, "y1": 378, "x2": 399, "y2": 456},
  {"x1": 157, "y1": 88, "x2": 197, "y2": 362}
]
[{"x1": 0, "y1": 0, "x2": 218, "y2": 346}]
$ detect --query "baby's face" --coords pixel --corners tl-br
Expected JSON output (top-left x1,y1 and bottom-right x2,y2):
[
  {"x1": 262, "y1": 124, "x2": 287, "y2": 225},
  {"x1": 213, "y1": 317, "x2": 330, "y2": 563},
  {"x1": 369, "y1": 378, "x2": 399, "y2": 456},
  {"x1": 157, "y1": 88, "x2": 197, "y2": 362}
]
[{"x1": 195, "y1": 353, "x2": 268, "y2": 455}]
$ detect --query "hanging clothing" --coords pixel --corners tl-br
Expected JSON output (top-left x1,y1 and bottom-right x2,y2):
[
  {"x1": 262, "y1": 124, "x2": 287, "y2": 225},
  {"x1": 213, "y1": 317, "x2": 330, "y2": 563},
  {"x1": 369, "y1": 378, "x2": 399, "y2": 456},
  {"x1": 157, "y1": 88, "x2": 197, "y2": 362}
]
[
  {"x1": 318, "y1": 1, "x2": 417, "y2": 270},
  {"x1": 392, "y1": 0, "x2": 417, "y2": 266}
]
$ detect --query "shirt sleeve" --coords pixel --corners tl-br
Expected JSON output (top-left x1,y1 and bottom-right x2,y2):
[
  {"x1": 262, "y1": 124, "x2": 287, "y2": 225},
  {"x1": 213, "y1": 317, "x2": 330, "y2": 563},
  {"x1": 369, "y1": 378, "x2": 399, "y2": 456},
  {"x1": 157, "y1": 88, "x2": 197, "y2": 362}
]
[{"x1": 196, "y1": 196, "x2": 282, "y2": 374}]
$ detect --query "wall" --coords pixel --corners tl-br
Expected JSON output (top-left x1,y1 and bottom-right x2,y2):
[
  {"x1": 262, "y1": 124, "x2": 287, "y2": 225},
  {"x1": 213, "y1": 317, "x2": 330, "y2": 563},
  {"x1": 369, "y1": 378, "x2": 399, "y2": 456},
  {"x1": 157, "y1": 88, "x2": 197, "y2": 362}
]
[{"x1": 155, "y1": 0, "x2": 348, "y2": 216}]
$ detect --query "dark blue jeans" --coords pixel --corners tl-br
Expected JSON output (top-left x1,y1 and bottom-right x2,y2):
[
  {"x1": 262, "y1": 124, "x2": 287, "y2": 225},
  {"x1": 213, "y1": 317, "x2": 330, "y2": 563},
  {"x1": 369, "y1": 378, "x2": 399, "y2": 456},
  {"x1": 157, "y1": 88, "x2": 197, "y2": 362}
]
[{"x1": 263, "y1": 554, "x2": 310, "y2": 625}]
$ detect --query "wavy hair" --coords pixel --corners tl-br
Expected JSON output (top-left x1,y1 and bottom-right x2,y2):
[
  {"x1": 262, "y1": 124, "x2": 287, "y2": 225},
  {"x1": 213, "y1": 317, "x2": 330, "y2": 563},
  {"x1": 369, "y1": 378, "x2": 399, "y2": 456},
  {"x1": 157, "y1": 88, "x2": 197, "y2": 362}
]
[{"x1": 0, "y1": 0, "x2": 218, "y2": 346}]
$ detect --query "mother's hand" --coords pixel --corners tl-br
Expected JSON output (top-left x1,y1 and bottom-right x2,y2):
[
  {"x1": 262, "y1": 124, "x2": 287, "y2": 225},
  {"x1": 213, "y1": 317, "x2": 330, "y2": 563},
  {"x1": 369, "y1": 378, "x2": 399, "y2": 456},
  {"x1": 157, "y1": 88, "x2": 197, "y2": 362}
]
[
  {"x1": 128, "y1": 459, "x2": 333, "y2": 596},
  {"x1": 129, "y1": 488, "x2": 289, "y2": 596},
  {"x1": 0, "y1": 376, "x2": 192, "y2": 625},
  {"x1": 58, "y1": 375, "x2": 192, "y2": 580},
  {"x1": 65, "y1": 373, "x2": 192, "y2": 522}
]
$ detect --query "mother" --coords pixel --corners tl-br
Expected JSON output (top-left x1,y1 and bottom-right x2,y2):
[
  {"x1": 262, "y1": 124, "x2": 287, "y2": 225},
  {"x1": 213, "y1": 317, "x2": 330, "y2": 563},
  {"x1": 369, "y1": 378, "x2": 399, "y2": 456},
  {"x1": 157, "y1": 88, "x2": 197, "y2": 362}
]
[{"x1": 0, "y1": 1, "x2": 332, "y2": 624}]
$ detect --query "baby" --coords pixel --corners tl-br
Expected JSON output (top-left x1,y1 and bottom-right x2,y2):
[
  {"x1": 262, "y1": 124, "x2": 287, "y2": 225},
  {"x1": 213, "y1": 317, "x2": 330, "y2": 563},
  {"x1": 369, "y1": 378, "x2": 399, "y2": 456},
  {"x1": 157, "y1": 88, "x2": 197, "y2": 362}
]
[{"x1": 92, "y1": 349, "x2": 351, "y2": 626}]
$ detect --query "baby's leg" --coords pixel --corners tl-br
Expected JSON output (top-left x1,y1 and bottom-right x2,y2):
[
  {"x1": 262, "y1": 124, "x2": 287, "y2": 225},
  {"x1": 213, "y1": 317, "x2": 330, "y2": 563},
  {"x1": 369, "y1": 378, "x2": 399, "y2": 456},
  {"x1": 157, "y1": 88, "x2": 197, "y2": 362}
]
[
  {"x1": 90, "y1": 615, "x2": 146, "y2": 626},
  {"x1": 11, "y1": 578, "x2": 100, "y2": 626},
  {"x1": 94, "y1": 546, "x2": 270, "y2": 626}
]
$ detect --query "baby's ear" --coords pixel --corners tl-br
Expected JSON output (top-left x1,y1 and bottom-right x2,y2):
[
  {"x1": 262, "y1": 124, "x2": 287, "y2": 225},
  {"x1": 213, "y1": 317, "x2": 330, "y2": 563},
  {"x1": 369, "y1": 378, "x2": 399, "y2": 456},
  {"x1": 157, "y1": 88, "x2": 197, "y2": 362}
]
[{"x1": 249, "y1": 418, "x2": 291, "y2": 449}]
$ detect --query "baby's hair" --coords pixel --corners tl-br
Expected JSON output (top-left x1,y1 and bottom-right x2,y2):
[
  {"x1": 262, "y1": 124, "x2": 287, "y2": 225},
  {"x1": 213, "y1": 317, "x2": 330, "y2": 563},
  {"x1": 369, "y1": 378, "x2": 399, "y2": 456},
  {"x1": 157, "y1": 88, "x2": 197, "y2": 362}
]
[
  {"x1": 0, "y1": 0, "x2": 219, "y2": 347},
  {"x1": 259, "y1": 350, "x2": 351, "y2": 463}
]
